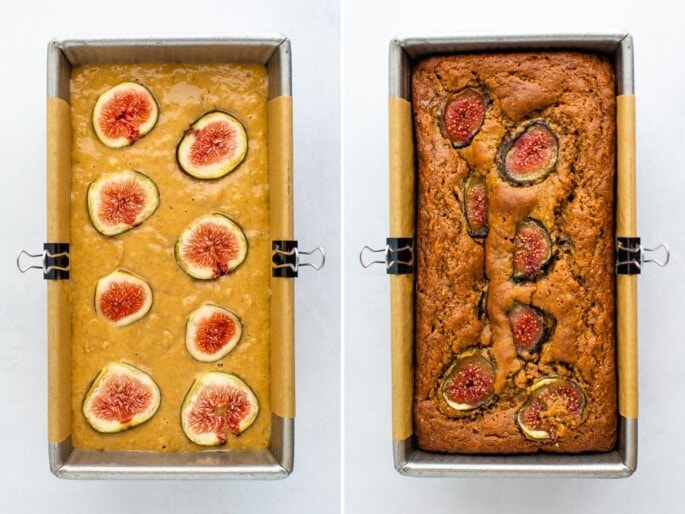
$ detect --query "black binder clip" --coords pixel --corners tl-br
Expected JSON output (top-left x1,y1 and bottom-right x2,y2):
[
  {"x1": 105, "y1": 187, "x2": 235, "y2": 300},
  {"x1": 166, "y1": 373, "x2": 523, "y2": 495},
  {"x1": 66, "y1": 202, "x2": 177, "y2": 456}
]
[
  {"x1": 615, "y1": 237, "x2": 669, "y2": 275},
  {"x1": 17, "y1": 243, "x2": 70, "y2": 280},
  {"x1": 360, "y1": 237, "x2": 413, "y2": 274},
  {"x1": 272, "y1": 240, "x2": 325, "y2": 278}
]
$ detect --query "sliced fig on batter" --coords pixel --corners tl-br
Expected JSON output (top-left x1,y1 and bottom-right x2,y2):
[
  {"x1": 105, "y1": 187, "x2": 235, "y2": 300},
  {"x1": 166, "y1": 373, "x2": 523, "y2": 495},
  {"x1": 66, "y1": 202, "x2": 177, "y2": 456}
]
[
  {"x1": 175, "y1": 213, "x2": 248, "y2": 280},
  {"x1": 181, "y1": 372, "x2": 259, "y2": 446},
  {"x1": 87, "y1": 170, "x2": 160, "y2": 236},
  {"x1": 442, "y1": 88, "x2": 486, "y2": 148},
  {"x1": 92, "y1": 82, "x2": 158, "y2": 148},
  {"x1": 176, "y1": 111, "x2": 248, "y2": 179},
  {"x1": 500, "y1": 121, "x2": 558, "y2": 185},
  {"x1": 507, "y1": 302, "x2": 555, "y2": 355},
  {"x1": 516, "y1": 377, "x2": 586, "y2": 441},
  {"x1": 83, "y1": 362, "x2": 160, "y2": 433},
  {"x1": 185, "y1": 304, "x2": 243, "y2": 362},
  {"x1": 95, "y1": 269, "x2": 153, "y2": 327},
  {"x1": 513, "y1": 218, "x2": 553, "y2": 281},
  {"x1": 463, "y1": 175, "x2": 489, "y2": 238},
  {"x1": 441, "y1": 351, "x2": 496, "y2": 411}
]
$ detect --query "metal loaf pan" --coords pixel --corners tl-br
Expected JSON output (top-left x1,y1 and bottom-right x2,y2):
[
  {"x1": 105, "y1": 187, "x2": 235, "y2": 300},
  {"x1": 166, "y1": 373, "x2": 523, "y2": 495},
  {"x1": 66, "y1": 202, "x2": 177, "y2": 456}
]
[
  {"x1": 388, "y1": 32, "x2": 638, "y2": 478},
  {"x1": 46, "y1": 35, "x2": 295, "y2": 479}
]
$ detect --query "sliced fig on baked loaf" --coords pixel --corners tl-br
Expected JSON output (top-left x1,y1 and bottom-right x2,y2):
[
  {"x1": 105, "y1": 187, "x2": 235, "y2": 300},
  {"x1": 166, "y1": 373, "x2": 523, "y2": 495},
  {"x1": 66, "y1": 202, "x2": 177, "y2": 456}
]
[
  {"x1": 442, "y1": 88, "x2": 486, "y2": 148},
  {"x1": 441, "y1": 351, "x2": 496, "y2": 411},
  {"x1": 507, "y1": 301, "x2": 555, "y2": 355},
  {"x1": 463, "y1": 174, "x2": 489, "y2": 239},
  {"x1": 512, "y1": 218, "x2": 553, "y2": 281},
  {"x1": 500, "y1": 121, "x2": 558, "y2": 185},
  {"x1": 516, "y1": 378, "x2": 586, "y2": 441}
]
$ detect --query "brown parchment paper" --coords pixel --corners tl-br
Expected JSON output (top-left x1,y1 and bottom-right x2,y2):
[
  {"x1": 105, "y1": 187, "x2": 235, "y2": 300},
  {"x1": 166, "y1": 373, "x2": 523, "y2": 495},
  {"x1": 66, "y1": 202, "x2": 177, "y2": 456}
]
[
  {"x1": 47, "y1": 97, "x2": 72, "y2": 444},
  {"x1": 616, "y1": 94, "x2": 638, "y2": 419},
  {"x1": 389, "y1": 97, "x2": 415, "y2": 441},
  {"x1": 268, "y1": 95, "x2": 295, "y2": 419}
]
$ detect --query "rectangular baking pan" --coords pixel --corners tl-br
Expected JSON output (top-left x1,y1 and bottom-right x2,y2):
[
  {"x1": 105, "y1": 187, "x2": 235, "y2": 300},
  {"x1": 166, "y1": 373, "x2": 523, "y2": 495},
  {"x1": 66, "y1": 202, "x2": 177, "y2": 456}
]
[
  {"x1": 388, "y1": 31, "x2": 637, "y2": 478},
  {"x1": 47, "y1": 35, "x2": 294, "y2": 479}
]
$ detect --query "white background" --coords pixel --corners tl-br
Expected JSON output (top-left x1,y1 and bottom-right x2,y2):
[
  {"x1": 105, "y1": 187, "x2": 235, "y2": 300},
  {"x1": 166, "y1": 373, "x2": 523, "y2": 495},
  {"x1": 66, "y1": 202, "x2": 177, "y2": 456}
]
[
  {"x1": 344, "y1": 0, "x2": 683, "y2": 513},
  {"x1": 0, "y1": 1, "x2": 340, "y2": 513}
]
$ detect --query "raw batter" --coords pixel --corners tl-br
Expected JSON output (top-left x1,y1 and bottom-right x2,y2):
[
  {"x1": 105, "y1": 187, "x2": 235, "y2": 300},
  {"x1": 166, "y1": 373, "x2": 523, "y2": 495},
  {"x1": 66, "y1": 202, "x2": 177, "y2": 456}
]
[{"x1": 69, "y1": 63, "x2": 270, "y2": 452}]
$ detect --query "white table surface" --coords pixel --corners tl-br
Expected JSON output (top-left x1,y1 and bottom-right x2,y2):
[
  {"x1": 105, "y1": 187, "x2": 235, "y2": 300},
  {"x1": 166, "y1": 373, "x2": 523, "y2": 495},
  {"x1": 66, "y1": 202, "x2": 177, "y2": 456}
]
[
  {"x1": 344, "y1": 0, "x2": 684, "y2": 513},
  {"x1": 0, "y1": 1, "x2": 340, "y2": 513}
]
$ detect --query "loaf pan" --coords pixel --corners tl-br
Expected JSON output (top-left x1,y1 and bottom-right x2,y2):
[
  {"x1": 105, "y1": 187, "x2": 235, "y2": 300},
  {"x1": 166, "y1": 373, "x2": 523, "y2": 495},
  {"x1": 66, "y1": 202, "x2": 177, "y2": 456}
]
[
  {"x1": 388, "y1": 31, "x2": 642, "y2": 478},
  {"x1": 44, "y1": 35, "x2": 297, "y2": 479}
]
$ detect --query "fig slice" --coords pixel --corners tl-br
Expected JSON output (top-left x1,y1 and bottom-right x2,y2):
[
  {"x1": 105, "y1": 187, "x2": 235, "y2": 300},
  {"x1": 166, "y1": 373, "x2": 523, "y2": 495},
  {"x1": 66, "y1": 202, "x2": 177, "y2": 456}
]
[
  {"x1": 175, "y1": 213, "x2": 248, "y2": 280},
  {"x1": 185, "y1": 304, "x2": 243, "y2": 362},
  {"x1": 513, "y1": 218, "x2": 553, "y2": 281},
  {"x1": 507, "y1": 302, "x2": 555, "y2": 355},
  {"x1": 442, "y1": 88, "x2": 486, "y2": 148},
  {"x1": 83, "y1": 362, "x2": 160, "y2": 433},
  {"x1": 87, "y1": 170, "x2": 160, "y2": 236},
  {"x1": 95, "y1": 269, "x2": 153, "y2": 327},
  {"x1": 92, "y1": 82, "x2": 158, "y2": 148},
  {"x1": 500, "y1": 121, "x2": 558, "y2": 185},
  {"x1": 441, "y1": 351, "x2": 496, "y2": 411},
  {"x1": 181, "y1": 371, "x2": 259, "y2": 446},
  {"x1": 516, "y1": 377, "x2": 586, "y2": 441},
  {"x1": 176, "y1": 111, "x2": 248, "y2": 179},
  {"x1": 463, "y1": 175, "x2": 489, "y2": 238}
]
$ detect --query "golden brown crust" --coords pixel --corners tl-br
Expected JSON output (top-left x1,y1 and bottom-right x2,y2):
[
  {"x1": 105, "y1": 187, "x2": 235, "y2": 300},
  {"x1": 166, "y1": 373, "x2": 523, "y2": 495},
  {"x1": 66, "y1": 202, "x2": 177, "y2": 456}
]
[{"x1": 412, "y1": 52, "x2": 617, "y2": 453}]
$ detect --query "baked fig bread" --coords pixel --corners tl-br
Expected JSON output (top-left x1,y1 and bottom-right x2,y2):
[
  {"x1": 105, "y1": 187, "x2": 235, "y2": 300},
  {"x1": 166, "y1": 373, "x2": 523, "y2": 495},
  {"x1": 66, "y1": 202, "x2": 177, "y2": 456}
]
[{"x1": 412, "y1": 52, "x2": 616, "y2": 453}]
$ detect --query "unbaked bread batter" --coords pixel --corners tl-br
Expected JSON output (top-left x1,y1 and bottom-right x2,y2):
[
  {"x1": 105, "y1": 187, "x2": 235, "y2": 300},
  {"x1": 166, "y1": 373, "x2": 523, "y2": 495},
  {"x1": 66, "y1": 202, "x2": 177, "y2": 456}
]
[{"x1": 69, "y1": 63, "x2": 270, "y2": 451}]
